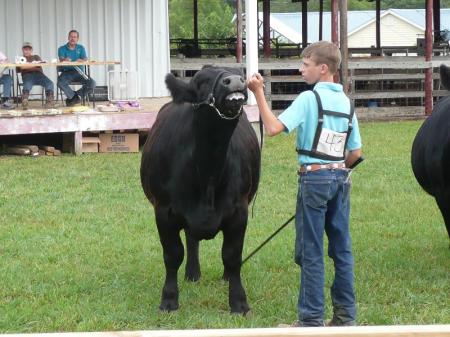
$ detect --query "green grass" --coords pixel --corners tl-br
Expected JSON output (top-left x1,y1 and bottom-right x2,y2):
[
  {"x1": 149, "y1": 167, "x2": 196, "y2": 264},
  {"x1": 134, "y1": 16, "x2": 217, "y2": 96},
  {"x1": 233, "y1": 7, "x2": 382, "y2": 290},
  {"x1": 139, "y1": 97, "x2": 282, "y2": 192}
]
[{"x1": 0, "y1": 120, "x2": 449, "y2": 332}]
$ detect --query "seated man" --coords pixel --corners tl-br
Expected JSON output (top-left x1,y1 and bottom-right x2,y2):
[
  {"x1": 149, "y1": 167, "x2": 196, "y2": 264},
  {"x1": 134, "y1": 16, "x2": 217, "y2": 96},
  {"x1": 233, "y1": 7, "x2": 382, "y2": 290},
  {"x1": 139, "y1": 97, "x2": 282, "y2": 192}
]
[
  {"x1": 57, "y1": 30, "x2": 96, "y2": 107},
  {"x1": 0, "y1": 50, "x2": 14, "y2": 109},
  {"x1": 18, "y1": 42, "x2": 57, "y2": 109}
]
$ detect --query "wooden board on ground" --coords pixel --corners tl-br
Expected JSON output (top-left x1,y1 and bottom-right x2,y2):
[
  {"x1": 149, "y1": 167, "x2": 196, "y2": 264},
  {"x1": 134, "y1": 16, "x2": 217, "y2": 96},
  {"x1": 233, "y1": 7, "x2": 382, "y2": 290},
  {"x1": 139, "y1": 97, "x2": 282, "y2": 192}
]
[
  {"x1": 39, "y1": 146, "x2": 55, "y2": 152},
  {"x1": 5, "y1": 146, "x2": 31, "y2": 155},
  {"x1": 21, "y1": 145, "x2": 39, "y2": 153}
]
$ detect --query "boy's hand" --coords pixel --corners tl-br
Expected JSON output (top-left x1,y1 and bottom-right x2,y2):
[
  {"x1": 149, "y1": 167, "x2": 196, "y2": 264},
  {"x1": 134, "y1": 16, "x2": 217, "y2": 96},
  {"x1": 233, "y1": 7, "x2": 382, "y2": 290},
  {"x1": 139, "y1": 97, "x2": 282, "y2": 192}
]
[{"x1": 247, "y1": 73, "x2": 264, "y2": 93}]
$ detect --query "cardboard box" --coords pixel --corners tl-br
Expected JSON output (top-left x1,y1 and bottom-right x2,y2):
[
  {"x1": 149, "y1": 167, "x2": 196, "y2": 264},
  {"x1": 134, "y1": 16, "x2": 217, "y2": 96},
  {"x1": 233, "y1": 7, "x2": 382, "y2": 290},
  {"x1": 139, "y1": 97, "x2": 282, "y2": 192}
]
[
  {"x1": 99, "y1": 133, "x2": 139, "y2": 153},
  {"x1": 82, "y1": 137, "x2": 100, "y2": 153}
]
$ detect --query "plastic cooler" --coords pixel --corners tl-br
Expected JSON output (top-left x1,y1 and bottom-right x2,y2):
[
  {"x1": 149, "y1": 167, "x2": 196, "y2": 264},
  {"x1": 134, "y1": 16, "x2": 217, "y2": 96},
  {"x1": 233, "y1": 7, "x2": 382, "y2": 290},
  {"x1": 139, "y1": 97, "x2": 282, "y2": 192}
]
[{"x1": 107, "y1": 70, "x2": 138, "y2": 102}]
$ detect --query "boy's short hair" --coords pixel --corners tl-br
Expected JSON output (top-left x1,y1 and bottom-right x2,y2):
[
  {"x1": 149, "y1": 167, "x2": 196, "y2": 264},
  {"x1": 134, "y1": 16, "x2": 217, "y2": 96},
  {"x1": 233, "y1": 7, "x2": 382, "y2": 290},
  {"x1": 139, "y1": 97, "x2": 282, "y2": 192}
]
[{"x1": 301, "y1": 41, "x2": 341, "y2": 74}]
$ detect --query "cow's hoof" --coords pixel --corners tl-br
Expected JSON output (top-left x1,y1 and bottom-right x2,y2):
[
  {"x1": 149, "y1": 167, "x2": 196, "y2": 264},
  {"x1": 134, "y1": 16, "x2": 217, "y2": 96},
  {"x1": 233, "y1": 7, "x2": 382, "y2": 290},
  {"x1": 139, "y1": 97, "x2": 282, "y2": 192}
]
[
  {"x1": 230, "y1": 302, "x2": 250, "y2": 315},
  {"x1": 185, "y1": 262, "x2": 201, "y2": 282},
  {"x1": 159, "y1": 299, "x2": 179, "y2": 312},
  {"x1": 185, "y1": 267, "x2": 201, "y2": 282},
  {"x1": 185, "y1": 271, "x2": 201, "y2": 282}
]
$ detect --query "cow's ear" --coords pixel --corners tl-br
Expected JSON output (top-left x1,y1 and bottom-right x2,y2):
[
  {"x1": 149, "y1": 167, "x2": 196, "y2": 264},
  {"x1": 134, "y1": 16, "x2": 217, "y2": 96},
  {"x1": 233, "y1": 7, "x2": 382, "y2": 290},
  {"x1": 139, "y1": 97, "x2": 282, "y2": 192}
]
[
  {"x1": 440, "y1": 64, "x2": 450, "y2": 91},
  {"x1": 165, "y1": 73, "x2": 197, "y2": 103}
]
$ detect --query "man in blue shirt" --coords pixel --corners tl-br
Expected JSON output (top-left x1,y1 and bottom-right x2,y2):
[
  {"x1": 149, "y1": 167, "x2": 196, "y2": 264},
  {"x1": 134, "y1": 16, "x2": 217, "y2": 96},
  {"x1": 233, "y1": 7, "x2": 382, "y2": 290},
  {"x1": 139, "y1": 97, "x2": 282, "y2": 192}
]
[
  {"x1": 57, "y1": 30, "x2": 96, "y2": 106},
  {"x1": 247, "y1": 41, "x2": 362, "y2": 327}
]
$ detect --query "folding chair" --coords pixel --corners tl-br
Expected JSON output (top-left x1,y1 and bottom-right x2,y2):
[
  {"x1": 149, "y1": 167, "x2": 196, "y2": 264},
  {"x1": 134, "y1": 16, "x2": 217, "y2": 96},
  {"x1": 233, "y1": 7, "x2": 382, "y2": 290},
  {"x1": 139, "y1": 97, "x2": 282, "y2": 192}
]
[
  {"x1": 16, "y1": 70, "x2": 45, "y2": 107},
  {"x1": 57, "y1": 66, "x2": 94, "y2": 106}
]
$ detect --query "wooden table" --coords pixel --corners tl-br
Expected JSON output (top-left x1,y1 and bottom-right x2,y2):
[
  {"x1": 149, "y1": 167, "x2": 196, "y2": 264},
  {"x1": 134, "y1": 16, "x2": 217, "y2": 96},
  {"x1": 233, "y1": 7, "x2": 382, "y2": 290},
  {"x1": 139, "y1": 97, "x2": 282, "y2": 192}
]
[
  {"x1": 1, "y1": 60, "x2": 121, "y2": 106},
  {"x1": 0, "y1": 60, "x2": 120, "y2": 69}
]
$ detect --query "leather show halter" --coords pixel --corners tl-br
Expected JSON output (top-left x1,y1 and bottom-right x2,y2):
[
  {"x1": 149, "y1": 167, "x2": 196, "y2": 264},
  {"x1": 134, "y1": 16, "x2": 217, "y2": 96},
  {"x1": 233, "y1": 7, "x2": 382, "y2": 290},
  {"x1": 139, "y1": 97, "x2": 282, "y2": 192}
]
[{"x1": 192, "y1": 70, "x2": 244, "y2": 120}]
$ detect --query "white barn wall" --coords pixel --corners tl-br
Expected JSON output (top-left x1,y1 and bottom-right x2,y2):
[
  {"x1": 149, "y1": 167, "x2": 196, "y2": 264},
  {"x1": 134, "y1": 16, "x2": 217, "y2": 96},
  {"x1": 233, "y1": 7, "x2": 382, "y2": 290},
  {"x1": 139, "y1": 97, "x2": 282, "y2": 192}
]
[
  {"x1": 380, "y1": 14, "x2": 423, "y2": 46},
  {"x1": 349, "y1": 13, "x2": 423, "y2": 48},
  {"x1": 0, "y1": 0, "x2": 169, "y2": 98},
  {"x1": 348, "y1": 24, "x2": 377, "y2": 48}
]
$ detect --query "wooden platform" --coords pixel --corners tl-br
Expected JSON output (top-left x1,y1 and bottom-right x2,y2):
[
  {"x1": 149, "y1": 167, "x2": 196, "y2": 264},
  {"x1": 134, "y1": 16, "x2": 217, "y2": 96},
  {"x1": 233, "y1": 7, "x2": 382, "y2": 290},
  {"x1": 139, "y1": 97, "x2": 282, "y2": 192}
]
[{"x1": 0, "y1": 98, "x2": 260, "y2": 155}]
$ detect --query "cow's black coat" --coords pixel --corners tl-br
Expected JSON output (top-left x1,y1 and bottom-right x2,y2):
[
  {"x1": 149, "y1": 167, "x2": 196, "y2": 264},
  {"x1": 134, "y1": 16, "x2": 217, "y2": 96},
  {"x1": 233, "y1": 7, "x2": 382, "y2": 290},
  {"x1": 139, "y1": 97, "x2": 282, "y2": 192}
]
[
  {"x1": 140, "y1": 66, "x2": 261, "y2": 313},
  {"x1": 411, "y1": 64, "x2": 450, "y2": 239}
]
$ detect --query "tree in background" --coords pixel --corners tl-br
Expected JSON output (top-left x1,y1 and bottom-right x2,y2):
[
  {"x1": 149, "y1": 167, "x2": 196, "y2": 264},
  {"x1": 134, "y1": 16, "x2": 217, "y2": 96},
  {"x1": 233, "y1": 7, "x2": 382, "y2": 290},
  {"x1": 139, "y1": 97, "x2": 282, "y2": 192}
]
[
  {"x1": 169, "y1": 0, "x2": 235, "y2": 39},
  {"x1": 264, "y1": 0, "x2": 450, "y2": 12},
  {"x1": 169, "y1": 0, "x2": 450, "y2": 39},
  {"x1": 267, "y1": 0, "x2": 372, "y2": 11}
]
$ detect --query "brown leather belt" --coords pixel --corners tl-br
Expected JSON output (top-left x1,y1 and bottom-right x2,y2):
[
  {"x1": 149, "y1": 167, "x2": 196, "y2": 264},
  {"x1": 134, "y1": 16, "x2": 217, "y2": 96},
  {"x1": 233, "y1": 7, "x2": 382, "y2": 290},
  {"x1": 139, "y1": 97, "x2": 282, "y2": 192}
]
[{"x1": 299, "y1": 162, "x2": 346, "y2": 173}]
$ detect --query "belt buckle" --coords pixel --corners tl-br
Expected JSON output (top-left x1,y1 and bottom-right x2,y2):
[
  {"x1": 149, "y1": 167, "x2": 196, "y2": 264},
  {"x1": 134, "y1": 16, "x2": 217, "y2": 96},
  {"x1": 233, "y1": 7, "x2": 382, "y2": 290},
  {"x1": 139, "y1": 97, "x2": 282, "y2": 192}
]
[{"x1": 306, "y1": 165, "x2": 312, "y2": 171}]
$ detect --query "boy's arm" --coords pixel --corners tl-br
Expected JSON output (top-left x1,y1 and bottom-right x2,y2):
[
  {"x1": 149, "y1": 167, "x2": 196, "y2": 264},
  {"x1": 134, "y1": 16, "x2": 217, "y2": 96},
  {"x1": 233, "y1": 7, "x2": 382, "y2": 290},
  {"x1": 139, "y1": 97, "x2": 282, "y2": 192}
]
[
  {"x1": 247, "y1": 73, "x2": 285, "y2": 136},
  {"x1": 345, "y1": 148, "x2": 362, "y2": 168}
]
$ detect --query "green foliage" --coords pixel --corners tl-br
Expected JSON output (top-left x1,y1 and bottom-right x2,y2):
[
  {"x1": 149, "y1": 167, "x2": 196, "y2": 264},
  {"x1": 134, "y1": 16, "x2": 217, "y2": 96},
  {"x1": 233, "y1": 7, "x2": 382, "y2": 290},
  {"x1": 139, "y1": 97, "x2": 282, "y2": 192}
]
[
  {"x1": 0, "y1": 121, "x2": 449, "y2": 332},
  {"x1": 381, "y1": 0, "x2": 450, "y2": 8},
  {"x1": 266, "y1": 0, "x2": 450, "y2": 12},
  {"x1": 169, "y1": 0, "x2": 450, "y2": 39},
  {"x1": 169, "y1": 0, "x2": 235, "y2": 39}
]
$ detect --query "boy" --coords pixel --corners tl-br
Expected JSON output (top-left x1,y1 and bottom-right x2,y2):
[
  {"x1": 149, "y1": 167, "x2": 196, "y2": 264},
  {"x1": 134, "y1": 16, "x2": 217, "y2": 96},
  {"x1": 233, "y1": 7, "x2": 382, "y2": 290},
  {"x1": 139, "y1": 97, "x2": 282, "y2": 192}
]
[{"x1": 247, "y1": 41, "x2": 362, "y2": 327}]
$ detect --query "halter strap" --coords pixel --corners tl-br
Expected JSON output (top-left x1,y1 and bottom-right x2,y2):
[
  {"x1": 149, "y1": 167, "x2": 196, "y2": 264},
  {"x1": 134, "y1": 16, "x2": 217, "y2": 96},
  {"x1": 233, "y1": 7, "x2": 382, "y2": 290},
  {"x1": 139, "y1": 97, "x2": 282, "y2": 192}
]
[
  {"x1": 192, "y1": 70, "x2": 227, "y2": 109},
  {"x1": 192, "y1": 70, "x2": 243, "y2": 120}
]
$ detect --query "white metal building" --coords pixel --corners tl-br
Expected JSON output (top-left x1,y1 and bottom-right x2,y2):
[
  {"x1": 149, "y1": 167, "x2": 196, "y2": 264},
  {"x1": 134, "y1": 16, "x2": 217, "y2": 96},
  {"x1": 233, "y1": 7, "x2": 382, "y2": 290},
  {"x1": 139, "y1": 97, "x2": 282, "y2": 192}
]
[{"x1": 0, "y1": 0, "x2": 170, "y2": 98}]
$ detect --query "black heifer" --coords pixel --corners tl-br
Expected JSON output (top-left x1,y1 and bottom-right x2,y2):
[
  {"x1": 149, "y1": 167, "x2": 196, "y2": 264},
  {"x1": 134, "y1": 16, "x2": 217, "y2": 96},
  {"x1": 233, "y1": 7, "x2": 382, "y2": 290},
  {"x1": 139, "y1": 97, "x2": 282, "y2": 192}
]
[
  {"x1": 140, "y1": 66, "x2": 261, "y2": 313},
  {"x1": 411, "y1": 64, "x2": 450, "y2": 239}
]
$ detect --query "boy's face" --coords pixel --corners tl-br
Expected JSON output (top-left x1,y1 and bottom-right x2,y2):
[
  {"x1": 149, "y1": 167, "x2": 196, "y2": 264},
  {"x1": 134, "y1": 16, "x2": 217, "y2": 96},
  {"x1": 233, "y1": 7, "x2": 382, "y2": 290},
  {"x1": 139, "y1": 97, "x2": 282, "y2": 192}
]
[{"x1": 300, "y1": 57, "x2": 327, "y2": 85}]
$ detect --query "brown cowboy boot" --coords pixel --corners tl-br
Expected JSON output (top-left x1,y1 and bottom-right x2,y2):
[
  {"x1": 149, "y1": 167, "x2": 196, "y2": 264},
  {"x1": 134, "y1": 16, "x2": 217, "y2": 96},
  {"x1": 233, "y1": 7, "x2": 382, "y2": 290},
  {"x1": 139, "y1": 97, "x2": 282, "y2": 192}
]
[
  {"x1": 22, "y1": 91, "x2": 29, "y2": 110},
  {"x1": 44, "y1": 91, "x2": 58, "y2": 109}
]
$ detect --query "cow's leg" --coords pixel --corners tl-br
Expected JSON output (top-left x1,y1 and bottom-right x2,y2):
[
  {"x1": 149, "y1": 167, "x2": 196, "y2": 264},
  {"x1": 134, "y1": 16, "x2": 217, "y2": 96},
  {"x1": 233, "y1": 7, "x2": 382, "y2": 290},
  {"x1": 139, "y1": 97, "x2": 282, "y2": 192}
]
[
  {"x1": 221, "y1": 211, "x2": 249, "y2": 314},
  {"x1": 435, "y1": 193, "x2": 450, "y2": 239},
  {"x1": 155, "y1": 208, "x2": 184, "y2": 311},
  {"x1": 185, "y1": 232, "x2": 201, "y2": 281}
]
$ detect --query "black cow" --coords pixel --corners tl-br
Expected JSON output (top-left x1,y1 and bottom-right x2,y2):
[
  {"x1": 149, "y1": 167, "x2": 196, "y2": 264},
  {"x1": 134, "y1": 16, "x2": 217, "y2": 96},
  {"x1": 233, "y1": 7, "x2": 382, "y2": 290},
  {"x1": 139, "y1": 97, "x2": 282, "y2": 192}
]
[
  {"x1": 411, "y1": 64, "x2": 450, "y2": 239},
  {"x1": 140, "y1": 66, "x2": 261, "y2": 313}
]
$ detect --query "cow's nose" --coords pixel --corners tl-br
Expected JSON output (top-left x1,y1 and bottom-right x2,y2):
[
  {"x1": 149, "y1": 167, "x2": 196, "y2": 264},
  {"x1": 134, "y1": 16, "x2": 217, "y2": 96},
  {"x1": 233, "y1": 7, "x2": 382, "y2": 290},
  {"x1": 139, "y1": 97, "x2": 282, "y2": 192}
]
[{"x1": 222, "y1": 75, "x2": 246, "y2": 91}]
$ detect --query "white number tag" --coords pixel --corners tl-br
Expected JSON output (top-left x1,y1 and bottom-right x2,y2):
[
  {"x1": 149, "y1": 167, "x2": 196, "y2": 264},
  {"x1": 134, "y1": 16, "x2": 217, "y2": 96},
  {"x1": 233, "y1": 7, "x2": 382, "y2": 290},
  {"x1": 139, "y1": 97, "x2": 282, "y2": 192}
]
[{"x1": 317, "y1": 128, "x2": 347, "y2": 157}]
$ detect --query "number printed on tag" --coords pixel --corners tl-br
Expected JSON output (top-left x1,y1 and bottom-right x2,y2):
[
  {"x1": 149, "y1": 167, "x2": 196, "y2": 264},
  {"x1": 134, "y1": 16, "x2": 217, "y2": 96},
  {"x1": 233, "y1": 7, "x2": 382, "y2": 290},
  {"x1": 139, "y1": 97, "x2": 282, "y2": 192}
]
[{"x1": 316, "y1": 128, "x2": 347, "y2": 156}]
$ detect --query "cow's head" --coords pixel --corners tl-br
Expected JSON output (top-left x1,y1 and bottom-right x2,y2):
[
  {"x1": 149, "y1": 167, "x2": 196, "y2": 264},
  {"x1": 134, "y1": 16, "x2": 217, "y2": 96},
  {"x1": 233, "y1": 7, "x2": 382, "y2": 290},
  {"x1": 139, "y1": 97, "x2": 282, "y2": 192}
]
[
  {"x1": 166, "y1": 66, "x2": 247, "y2": 120},
  {"x1": 440, "y1": 64, "x2": 450, "y2": 91}
]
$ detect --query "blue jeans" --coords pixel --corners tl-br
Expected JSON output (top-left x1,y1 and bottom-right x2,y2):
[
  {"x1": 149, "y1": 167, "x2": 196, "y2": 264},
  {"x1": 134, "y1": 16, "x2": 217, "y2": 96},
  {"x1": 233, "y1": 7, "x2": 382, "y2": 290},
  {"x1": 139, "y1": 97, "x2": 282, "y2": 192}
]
[
  {"x1": 295, "y1": 168, "x2": 356, "y2": 327},
  {"x1": 57, "y1": 70, "x2": 96, "y2": 99},
  {"x1": 22, "y1": 72, "x2": 54, "y2": 94},
  {"x1": 0, "y1": 74, "x2": 12, "y2": 98}
]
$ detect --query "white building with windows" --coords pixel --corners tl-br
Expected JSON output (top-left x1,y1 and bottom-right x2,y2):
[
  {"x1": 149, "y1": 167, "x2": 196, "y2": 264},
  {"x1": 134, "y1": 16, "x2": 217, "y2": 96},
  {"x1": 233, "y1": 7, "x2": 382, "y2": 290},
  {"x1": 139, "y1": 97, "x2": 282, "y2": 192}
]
[{"x1": 263, "y1": 8, "x2": 450, "y2": 48}]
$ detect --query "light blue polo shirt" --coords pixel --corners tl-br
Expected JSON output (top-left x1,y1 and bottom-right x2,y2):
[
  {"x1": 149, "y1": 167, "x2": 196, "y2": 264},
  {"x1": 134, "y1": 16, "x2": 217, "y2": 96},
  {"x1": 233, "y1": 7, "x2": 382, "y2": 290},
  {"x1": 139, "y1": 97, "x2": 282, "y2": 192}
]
[
  {"x1": 278, "y1": 82, "x2": 362, "y2": 165},
  {"x1": 57, "y1": 43, "x2": 87, "y2": 72}
]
